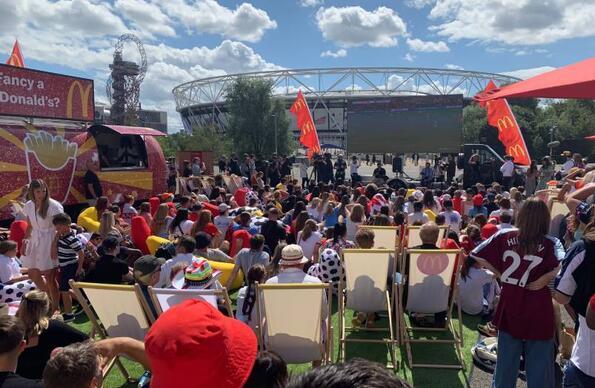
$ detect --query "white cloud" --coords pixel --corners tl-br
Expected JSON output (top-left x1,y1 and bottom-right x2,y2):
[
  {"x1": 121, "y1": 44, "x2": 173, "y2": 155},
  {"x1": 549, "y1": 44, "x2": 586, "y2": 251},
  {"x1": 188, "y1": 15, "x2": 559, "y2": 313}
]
[
  {"x1": 115, "y1": 0, "x2": 176, "y2": 38},
  {"x1": 445, "y1": 63, "x2": 463, "y2": 70},
  {"x1": 406, "y1": 0, "x2": 436, "y2": 9},
  {"x1": 0, "y1": 0, "x2": 281, "y2": 132},
  {"x1": 299, "y1": 0, "x2": 323, "y2": 7},
  {"x1": 404, "y1": 53, "x2": 415, "y2": 62},
  {"x1": 320, "y1": 48, "x2": 347, "y2": 58},
  {"x1": 2, "y1": 0, "x2": 129, "y2": 37},
  {"x1": 428, "y1": 0, "x2": 595, "y2": 45},
  {"x1": 147, "y1": 40, "x2": 281, "y2": 75},
  {"x1": 406, "y1": 38, "x2": 449, "y2": 52},
  {"x1": 502, "y1": 66, "x2": 555, "y2": 80},
  {"x1": 315, "y1": 6, "x2": 407, "y2": 48},
  {"x1": 161, "y1": 0, "x2": 277, "y2": 43}
]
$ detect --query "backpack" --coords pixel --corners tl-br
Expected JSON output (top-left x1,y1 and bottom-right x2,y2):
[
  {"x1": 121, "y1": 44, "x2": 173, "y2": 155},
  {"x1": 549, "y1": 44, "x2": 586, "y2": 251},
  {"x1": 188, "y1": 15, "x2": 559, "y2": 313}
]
[{"x1": 155, "y1": 242, "x2": 176, "y2": 260}]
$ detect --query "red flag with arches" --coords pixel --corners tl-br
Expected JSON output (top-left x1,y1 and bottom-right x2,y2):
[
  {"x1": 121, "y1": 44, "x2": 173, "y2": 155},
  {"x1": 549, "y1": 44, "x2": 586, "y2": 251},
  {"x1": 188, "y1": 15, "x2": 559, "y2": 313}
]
[
  {"x1": 6, "y1": 40, "x2": 25, "y2": 67},
  {"x1": 289, "y1": 90, "x2": 321, "y2": 159},
  {"x1": 479, "y1": 81, "x2": 530, "y2": 165}
]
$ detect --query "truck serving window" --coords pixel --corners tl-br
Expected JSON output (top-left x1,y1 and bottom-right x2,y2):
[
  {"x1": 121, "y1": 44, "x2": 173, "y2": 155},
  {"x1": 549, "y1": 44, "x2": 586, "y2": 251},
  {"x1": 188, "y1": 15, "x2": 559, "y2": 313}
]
[{"x1": 93, "y1": 129, "x2": 148, "y2": 170}]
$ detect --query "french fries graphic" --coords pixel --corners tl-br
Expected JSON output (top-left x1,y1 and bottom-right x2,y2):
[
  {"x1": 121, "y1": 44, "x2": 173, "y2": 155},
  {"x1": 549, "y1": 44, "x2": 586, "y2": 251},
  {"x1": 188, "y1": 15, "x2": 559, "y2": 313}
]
[
  {"x1": 24, "y1": 130, "x2": 77, "y2": 170},
  {"x1": 24, "y1": 130, "x2": 78, "y2": 203}
]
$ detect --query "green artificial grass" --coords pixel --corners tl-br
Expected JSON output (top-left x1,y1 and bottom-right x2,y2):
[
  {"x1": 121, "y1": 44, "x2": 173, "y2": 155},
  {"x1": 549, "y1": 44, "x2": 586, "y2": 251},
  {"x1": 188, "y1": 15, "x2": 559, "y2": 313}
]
[{"x1": 70, "y1": 293, "x2": 482, "y2": 388}]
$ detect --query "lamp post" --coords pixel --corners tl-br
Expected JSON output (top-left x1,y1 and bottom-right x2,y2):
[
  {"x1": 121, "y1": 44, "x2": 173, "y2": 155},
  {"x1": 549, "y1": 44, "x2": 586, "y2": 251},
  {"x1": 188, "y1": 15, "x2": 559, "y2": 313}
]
[
  {"x1": 548, "y1": 126, "x2": 557, "y2": 157},
  {"x1": 272, "y1": 113, "x2": 278, "y2": 154}
]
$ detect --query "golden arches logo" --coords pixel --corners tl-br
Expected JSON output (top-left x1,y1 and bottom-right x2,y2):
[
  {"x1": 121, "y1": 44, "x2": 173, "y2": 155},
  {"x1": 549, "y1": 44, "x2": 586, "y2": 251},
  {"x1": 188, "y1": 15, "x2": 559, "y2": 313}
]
[
  {"x1": 497, "y1": 116, "x2": 514, "y2": 132},
  {"x1": 66, "y1": 81, "x2": 93, "y2": 120},
  {"x1": 302, "y1": 120, "x2": 314, "y2": 134},
  {"x1": 508, "y1": 143, "x2": 525, "y2": 158}
]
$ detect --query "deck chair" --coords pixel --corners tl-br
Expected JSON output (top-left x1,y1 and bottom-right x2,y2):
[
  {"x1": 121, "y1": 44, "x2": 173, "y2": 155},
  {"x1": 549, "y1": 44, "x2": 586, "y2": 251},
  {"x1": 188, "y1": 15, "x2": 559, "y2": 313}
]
[
  {"x1": 405, "y1": 225, "x2": 448, "y2": 249},
  {"x1": 548, "y1": 199, "x2": 569, "y2": 237},
  {"x1": 70, "y1": 281, "x2": 152, "y2": 379},
  {"x1": 339, "y1": 249, "x2": 397, "y2": 370},
  {"x1": 148, "y1": 287, "x2": 233, "y2": 318},
  {"x1": 256, "y1": 283, "x2": 332, "y2": 365},
  {"x1": 396, "y1": 249, "x2": 464, "y2": 369},
  {"x1": 357, "y1": 225, "x2": 400, "y2": 250}
]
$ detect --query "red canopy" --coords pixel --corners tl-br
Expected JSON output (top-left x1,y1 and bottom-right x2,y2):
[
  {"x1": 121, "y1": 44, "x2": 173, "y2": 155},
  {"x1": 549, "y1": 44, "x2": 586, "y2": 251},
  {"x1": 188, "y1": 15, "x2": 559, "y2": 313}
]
[
  {"x1": 89, "y1": 124, "x2": 166, "y2": 137},
  {"x1": 476, "y1": 57, "x2": 595, "y2": 101},
  {"x1": 586, "y1": 135, "x2": 595, "y2": 141}
]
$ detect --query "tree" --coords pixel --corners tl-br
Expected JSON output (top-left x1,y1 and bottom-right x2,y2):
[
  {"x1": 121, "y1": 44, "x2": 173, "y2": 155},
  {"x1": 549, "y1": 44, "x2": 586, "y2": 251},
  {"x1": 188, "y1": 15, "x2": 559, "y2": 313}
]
[
  {"x1": 463, "y1": 98, "x2": 594, "y2": 160},
  {"x1": 226, "y1": 78, "x2": 293, "y2": 157},
  {"x1": 157, "y1": 125, "x2": 231, "y2": 159},
  {"x1": 462, "y1": 104, "x2": 488, "y2": 143}
]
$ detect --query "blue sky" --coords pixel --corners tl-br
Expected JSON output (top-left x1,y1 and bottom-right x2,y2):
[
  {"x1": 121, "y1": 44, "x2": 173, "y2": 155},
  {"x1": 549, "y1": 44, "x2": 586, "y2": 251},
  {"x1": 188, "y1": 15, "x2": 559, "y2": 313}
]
[{"x1": 2, "y1": 0, "x2": 594, "y2": 131}]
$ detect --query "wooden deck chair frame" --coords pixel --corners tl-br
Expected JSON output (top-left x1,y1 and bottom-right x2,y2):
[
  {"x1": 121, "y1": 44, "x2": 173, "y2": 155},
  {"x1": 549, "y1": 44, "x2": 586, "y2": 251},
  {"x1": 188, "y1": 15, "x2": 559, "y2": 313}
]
[
  {"x1": 147, "y1": 287, "x2": 233, "y2": 318},
  {"x1": 401, "y1": 225, "x2": 449, "y2": 272},
  {"x1": 255, "y1": 283, "x2": 333, "y2": 365},
  {"x1": 338, "y1": 249, "x2": 398, "y2": 370},
  {"x1": 395, "y1": 249, "x2": 464, "y2": 369},
  {"x1": 356, "y1": 225, "x2": 401, "y2": 251},
  {"x1": 70, "y1": 281, "x2": 152, "y2": 380}
]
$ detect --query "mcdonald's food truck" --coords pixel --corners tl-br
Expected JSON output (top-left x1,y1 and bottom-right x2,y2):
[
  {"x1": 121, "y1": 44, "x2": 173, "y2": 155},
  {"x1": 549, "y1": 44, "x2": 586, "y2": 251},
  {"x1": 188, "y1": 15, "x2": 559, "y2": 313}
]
[{"x1": 0, "y1": 64, "x2": 167, "y2": 223}]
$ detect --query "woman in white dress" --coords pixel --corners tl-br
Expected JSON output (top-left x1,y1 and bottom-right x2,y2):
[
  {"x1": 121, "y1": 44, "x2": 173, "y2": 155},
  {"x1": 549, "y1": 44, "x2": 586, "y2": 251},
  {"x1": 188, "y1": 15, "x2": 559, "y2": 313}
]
[{"x1": 21, "y1": 179, "x2": 63, "y2": 312}]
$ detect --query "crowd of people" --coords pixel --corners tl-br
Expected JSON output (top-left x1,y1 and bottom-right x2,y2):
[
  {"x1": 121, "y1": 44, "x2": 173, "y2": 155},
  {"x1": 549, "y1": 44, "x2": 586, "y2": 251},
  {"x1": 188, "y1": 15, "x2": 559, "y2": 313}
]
[{"x1": 0, "y1": 150, "x2": 593, "y2": 388}]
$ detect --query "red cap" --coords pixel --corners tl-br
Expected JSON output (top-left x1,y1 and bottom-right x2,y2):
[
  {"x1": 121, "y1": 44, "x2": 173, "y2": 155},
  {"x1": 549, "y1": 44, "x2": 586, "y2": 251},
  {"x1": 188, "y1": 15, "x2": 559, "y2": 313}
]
[
  {"x1": 145, "y1": 299, "x2": 257, "y2": 388},
  {"x1": 472, "y1": 194, "x2": 484, "y2": 207},
  {"x1": 481, "y1": 223, "x2": 499, "y2": 240}
]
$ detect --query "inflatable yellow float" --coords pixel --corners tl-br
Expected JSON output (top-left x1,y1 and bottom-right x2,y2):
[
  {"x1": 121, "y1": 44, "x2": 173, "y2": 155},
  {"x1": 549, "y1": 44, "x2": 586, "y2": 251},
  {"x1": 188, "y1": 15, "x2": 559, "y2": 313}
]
[
  {"x1": 77, "y1": 207, "x2": 100, "y2": 232},
  {"x1": 146, "y1": 235, "x2": 244, "y2": 290}
]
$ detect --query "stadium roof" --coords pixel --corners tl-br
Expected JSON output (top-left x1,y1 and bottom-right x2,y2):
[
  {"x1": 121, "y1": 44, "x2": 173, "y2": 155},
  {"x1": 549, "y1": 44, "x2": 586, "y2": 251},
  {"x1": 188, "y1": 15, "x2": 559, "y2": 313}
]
[{"x1": 172, "y1": 67, "x2": 520, "y2": 112}]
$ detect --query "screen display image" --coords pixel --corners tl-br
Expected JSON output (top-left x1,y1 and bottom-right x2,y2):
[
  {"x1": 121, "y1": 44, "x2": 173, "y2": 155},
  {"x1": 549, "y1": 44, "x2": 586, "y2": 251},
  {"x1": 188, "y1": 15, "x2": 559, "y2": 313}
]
[{"x1": 346, "y1": 95, "x2": 462, "y2": 153}]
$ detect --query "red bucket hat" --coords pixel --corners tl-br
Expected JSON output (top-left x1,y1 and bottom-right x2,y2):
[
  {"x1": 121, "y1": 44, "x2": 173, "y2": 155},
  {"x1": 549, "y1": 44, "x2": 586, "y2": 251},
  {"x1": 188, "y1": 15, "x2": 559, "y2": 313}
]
[{"x1": 145, "y1": 299, "x2": 257, "y2": 388}]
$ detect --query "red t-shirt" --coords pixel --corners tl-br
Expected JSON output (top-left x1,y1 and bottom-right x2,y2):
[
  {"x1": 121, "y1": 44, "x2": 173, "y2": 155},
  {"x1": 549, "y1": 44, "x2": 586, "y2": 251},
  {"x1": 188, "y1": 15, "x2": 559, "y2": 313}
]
[
  {"x1": 452, "y1": 197, "x2": 463, "y2": 214},
  {"x1": 471, "y1": 229, "x2": 561, "y2": 340},
  {"x1": 230, "y1": 229, "x2": 252, "y2": 257},
  {"x1": 203, "y1": 223, "x2": 219, "y2": 238}
]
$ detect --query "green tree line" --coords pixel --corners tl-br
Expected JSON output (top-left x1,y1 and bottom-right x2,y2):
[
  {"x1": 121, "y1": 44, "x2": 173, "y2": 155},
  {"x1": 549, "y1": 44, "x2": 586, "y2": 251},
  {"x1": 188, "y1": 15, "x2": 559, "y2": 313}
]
[
  {"x1": 158, "y1": 78, "x2": 294, "y2": 159},
  {"x1": 463, "y1": 99, "x2": 595, "y2": 159}
]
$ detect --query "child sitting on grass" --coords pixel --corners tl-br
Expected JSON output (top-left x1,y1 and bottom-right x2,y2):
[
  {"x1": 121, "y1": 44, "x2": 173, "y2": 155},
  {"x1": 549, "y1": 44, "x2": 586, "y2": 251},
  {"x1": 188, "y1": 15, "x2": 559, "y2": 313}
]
[{"x1": 0, "y1": 240, "x2": 36, "y2": 304}]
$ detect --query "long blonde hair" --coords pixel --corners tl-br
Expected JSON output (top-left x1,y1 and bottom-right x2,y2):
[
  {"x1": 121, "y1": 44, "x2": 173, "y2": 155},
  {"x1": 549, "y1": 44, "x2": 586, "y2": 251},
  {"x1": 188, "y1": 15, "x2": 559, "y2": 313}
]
[
  {"x1": 300, "y1": 219, "x2": 318, "y2": 242},
  {"x1": 28, "y1": 179, "x2": 50, "y2": 219},
  {"x1": 151, "y1": 203, "x2": 169, "y2": 233},
  {"x1": 17, "y1": 290, "x2": 50, "y2": 338},
  {"x1": 98, "y1": 211, "x2": 117, "y2": 239},
  {"x1": 191, "y1": 209, "x2": 212, "y2": 236},
  {"x1": 349, "y1": 204, "x2": 365, "y2": 223}
]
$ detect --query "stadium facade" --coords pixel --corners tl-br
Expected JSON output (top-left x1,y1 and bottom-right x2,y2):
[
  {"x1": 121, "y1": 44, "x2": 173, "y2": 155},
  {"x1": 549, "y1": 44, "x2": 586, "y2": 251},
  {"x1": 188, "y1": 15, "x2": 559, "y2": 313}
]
[{"x1": 172, "y1": 67, "x2": 520, "y2": 149}]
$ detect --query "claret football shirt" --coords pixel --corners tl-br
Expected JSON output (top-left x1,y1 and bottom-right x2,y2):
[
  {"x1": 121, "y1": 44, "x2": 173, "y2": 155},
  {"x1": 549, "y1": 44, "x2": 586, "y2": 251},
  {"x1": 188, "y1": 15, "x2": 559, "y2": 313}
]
[{"x1": 471, "y1": 228, "x2": 564, "y2": 340}]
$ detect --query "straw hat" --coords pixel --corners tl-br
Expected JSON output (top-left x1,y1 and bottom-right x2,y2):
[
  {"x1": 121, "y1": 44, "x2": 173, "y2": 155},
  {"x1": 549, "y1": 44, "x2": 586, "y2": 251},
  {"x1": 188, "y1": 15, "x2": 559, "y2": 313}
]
[{"x1": 279, "y1": 244, "x2": 309, "y2": 265}]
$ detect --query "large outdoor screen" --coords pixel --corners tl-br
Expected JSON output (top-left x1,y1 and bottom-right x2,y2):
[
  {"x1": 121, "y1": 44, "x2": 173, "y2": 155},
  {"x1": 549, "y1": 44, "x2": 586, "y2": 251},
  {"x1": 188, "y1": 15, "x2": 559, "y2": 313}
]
[{"x1": 346, "y1": 95, "x2": 462, "y2": 153}]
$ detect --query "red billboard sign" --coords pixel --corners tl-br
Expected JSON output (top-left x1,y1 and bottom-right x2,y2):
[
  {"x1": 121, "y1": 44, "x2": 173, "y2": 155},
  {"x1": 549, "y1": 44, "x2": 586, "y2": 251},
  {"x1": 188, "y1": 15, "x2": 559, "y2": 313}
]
[{"x1": 0, "y1": 64, "x2": 94, "y2": 121}]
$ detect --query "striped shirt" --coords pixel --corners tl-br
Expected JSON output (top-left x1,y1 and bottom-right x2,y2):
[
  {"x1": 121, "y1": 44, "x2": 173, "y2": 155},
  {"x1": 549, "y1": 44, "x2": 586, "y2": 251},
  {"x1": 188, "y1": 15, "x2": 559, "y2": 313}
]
[{"x1": 57, "y1": 232, "x2": 82, "y2": 267}]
